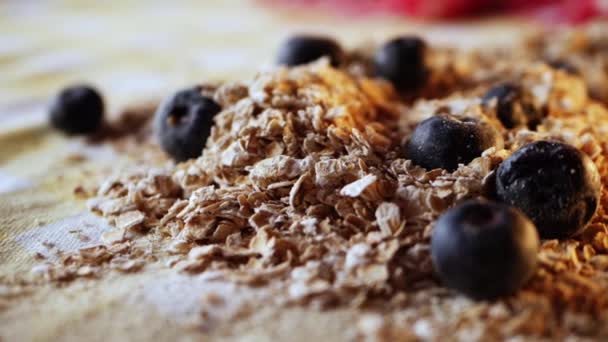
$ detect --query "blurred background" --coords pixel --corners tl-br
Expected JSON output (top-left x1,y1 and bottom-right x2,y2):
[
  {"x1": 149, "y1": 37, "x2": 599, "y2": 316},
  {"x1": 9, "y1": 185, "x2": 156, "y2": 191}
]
[{"x1": 0, "y1": 0, "x2": 605, "y2": 134}]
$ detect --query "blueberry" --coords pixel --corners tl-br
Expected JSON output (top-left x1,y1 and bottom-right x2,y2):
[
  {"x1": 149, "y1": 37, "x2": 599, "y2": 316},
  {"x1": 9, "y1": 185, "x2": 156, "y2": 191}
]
[
  {"x1": 276, "y1": 35, "x2": 343, "y2": 67},
  {"x1": 374, "y1": 36, "x2": 428, "y2": 91},
  {"x1": 547, "y1": 59, "x2": 579, "y2": 75},
  {"x1": 431, "y1": 199, "x2": 539, "y2": 300},
  {"x1": 495, "y1": 141, "x2": 601, "y2": 239},
  {"x1": 154, "y1": 87, "x2": 221, "y2": 162},
  {"x1": 481, "y1": 82, "x2": 543, "y2": 129},
  {"x1": 406, "y1": 115, "x2": 500, "y2": 172},
  {"x1": 49, "y1": 84, "x2": 104, "y2": 135}
]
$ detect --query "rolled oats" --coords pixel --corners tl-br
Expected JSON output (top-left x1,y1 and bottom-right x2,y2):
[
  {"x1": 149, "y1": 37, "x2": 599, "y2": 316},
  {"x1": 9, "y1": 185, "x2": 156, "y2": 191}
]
[{"x1": 19, "y1": 22, "x2": 608, "y2": 339}]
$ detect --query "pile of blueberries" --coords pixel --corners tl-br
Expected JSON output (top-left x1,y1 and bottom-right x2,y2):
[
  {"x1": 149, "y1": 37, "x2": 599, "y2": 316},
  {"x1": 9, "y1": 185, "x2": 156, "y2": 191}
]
[{"x1": 49, "y1": 34, "x2": 601, "y2": 300}]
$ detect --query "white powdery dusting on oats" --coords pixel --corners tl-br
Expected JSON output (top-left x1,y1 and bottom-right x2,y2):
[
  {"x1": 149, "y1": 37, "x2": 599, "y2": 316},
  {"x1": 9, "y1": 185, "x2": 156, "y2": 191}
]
[
  {"x1": 65, "y1": 140, "x2": 118, "y2": 163},
  {"x1": 135, "y1": 271, "x2": 269, "y2": 326},
  {"x1": 0, "y1": 169, "x2": 33, "y2": 194},
  {"x1": 340, "y1": 174, "x2": 377, "y2": 198},
  {"x1": 15, "y1": 211, "x2": 110, "y2": 260}
]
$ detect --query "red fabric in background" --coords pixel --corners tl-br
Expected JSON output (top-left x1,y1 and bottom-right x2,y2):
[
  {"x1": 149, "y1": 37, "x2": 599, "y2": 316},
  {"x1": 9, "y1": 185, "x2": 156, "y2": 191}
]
[
  {"x1": 514, "y1": 0, "x2": 605, "y2": 24},
  {"x1": 269, "y1": 0, "x2": 607, "y2": 24}
]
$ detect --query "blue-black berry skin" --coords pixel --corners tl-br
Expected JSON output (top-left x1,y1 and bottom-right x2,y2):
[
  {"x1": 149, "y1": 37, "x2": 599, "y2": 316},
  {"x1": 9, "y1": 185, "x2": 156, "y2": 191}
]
[
  {"x1": 406, "y1": 115, "x2": 500, "y2": 172},
  {"x1": 49, "y1": 84, "x2": 104, "y2": 135},
  {"x1": 154, "y1": 87, "x2": 221, "y2": 162},
  {"x1": 495, "y1": 141, "x2": 601, "y2": 239},
  {"x1": 276, "y1": 35, "x2": 343, "y2": 67},
  {"x1": 374, "y1": 36, "x2": 428, "y2": 91},
  {"x1": 431, "y1": 199, "x2": 539, "y2": 300},
  {"x1": 548, "y1": 60, "x2": 579, "y2": 75},
  {"x1": 482, "y1": 82, "x2": 543, "y2": 129}
]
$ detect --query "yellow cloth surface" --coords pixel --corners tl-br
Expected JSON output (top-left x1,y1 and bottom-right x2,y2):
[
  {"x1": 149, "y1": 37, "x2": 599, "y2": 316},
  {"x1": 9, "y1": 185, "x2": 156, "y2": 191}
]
[{"x1": 0, "y1": 1, "x2": 535, "y2": 340}]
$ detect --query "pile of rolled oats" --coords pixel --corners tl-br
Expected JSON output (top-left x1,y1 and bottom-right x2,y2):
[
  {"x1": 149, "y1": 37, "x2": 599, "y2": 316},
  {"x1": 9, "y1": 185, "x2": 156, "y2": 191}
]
[
  {"x1": 84, "y1": 60, "x2": 496, "y2": 292},
  {"x1": 39, "y1": 22, "x2": 608, "y2": 338}
]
